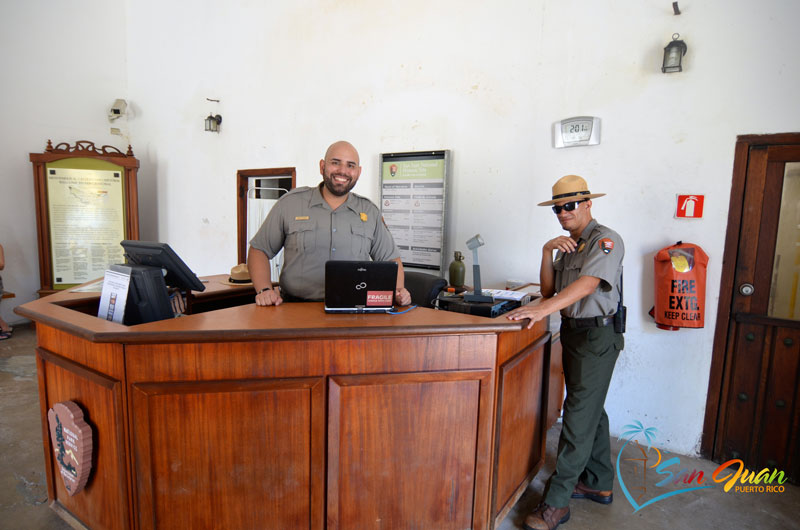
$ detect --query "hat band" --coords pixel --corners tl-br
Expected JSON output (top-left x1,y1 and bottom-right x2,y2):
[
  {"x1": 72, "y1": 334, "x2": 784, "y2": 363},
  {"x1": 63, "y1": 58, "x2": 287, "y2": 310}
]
[
  {"x1": 552, "y1": 190, "x2": 590, "y2": 200},
  {"x1": 228, "y1": 277, "x2": 251, "y2": 283}
]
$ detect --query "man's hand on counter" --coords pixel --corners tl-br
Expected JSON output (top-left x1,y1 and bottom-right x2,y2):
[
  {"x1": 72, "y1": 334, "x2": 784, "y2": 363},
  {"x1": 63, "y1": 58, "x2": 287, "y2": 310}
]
[
  {"x1": 395, "y1": 287, "x2": 411, "y2": 306},
  {"x1": 255, "y1": 287, "x2": 283, "y2": 306}
]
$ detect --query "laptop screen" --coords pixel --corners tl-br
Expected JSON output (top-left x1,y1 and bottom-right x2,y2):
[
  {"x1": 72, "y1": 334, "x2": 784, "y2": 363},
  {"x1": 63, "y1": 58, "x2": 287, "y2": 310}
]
[{"x1": 324, "y1": 261, "x2": 398, "y2": 313}]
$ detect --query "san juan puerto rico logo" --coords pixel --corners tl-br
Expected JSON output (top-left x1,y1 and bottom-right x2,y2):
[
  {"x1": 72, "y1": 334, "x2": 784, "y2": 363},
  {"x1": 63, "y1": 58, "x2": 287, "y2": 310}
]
[{"x1": 616, "y1": 420, "x2": 788, "y2": 512}]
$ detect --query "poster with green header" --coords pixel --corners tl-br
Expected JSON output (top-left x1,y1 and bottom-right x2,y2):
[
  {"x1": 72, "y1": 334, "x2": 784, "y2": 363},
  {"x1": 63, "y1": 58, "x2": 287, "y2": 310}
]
[{"x1": 380, "y1": 152, "x2": 448, "y2": 270}]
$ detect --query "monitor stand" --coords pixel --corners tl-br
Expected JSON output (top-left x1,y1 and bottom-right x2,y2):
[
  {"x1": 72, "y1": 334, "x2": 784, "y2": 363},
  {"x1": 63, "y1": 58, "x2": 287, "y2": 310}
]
[{"x1": 110, "y1": 264, "x2": 173, "y2": 325}]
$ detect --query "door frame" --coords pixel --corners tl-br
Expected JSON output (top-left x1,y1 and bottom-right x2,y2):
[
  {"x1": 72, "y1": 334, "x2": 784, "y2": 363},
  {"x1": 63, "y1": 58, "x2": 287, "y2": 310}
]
[{"x1": 701, "y1": 132, "x2": 800, "y2": 458}]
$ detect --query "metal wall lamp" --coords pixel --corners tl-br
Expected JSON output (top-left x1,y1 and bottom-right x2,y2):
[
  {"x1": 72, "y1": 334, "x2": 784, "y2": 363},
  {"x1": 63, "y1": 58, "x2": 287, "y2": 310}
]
[
  {"x1": 205, "y1": 113, "x2": 222, "y2": 132},
  {"x1": 662, "y1": 33, "x2": 688, "y2": 73}
]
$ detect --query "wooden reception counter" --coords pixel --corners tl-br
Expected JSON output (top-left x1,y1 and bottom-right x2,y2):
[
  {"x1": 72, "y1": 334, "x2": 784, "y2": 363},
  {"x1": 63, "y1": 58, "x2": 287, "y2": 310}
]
[{"x1": 16, "y1": 278, "x2": 552, "y2": 530}]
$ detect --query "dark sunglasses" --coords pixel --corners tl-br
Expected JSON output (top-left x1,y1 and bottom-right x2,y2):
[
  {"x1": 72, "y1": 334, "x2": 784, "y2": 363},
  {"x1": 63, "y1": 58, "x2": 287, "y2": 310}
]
[{"x1": 552, "y1": 199, "x2": 588, "y2": 214}]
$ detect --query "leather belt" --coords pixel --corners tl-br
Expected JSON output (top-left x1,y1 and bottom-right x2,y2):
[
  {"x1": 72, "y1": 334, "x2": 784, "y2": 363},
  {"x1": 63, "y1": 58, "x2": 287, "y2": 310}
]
[{"x1": 562, "y1": 315, "x2": 614, "y2": 329}]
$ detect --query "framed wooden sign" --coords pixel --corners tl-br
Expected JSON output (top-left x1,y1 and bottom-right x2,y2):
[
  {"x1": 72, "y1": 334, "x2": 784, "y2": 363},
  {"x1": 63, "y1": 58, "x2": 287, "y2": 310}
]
[{"x1": 30, "y1": 140, "x2": 140, "y2": 296}]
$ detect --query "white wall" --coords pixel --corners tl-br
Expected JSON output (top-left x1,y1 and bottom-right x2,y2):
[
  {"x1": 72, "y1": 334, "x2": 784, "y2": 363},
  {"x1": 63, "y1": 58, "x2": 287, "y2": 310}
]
[
  {"x1": 0, "y1": 1, "x2": 129, "y2": 327},
  {"x1": 4, "y1": 0, "x2": 800, "y2": 456}
]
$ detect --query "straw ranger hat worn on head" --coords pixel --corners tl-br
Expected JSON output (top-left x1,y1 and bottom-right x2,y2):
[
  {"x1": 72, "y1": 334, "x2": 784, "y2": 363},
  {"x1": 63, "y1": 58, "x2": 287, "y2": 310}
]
[
  {"x1": 538, "y1": 174, "x2": 606, "y2": 206},
  {"x1": 220, "y1": 263, "x2": 253, "y2": 286}
]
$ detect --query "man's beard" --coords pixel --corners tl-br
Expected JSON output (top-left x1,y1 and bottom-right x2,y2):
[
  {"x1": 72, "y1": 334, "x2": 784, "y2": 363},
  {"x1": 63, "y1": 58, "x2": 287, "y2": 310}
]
[{"x1": 323, "y1": 171, "x2": 356, "y2": 197}]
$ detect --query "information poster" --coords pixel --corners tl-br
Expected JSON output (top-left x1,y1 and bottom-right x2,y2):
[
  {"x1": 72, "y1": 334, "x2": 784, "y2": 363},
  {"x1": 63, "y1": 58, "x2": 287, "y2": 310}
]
[
  {"x1": 97, "y1": 268, "x2": 131, "y2": 324},
  {"x1": 46, "y1": 167, "x2": 126, "y2": 286},
  {"x1": 380, "y1": 151, "x2": 448, "y2": 271}
]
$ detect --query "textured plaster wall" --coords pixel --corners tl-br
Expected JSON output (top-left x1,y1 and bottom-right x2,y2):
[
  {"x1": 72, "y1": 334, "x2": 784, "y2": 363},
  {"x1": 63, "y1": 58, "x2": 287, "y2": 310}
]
[{"x1": 3, "y1": 0, "x2": 800, "y2": 455}]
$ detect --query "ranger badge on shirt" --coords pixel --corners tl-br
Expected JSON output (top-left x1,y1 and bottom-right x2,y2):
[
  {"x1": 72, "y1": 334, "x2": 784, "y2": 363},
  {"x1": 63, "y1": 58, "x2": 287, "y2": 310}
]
[
  {"x1": 599, "y1": 238, "x2": 614, "y2": 254},
  {"x1": 360, "y1": 212, "x2": 368, "y2": 222}
]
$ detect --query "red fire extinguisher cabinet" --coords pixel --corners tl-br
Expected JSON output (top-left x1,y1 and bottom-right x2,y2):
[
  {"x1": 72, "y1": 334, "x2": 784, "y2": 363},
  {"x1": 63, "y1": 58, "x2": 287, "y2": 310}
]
[{"x1": 654, "y1": 242, "x2": 709, "y2": 329}]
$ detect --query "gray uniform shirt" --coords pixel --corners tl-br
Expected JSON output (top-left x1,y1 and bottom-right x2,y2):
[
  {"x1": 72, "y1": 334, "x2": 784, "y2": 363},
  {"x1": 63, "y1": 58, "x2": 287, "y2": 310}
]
[
  {"x1": 553, "y1": 219, "x2": 624, "y2": 318},
  {"x1": 249, "y1": 185, "x2": 400, "y2": 300}
]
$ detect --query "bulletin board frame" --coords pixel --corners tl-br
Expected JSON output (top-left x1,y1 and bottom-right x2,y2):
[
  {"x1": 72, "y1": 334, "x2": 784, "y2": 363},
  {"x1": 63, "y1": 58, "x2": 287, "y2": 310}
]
[
  {"x1": 30, "y1": 140, "x2": 140, "y2": 296},
  {"x1": 379, "y1": 150, "x2": 450, "y2": 273}
]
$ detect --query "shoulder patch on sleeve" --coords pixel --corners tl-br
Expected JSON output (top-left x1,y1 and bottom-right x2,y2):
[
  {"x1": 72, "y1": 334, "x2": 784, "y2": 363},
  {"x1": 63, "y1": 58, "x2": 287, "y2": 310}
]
[{"x1": 598, "y1": 238, "x2": 614, "y2": 254}]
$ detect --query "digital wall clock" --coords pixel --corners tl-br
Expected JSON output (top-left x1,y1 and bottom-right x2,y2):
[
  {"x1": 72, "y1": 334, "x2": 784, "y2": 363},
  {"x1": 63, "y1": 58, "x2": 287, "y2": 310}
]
[{"x1": 553, "y1": 116, "x2": 601, "y2": 148}]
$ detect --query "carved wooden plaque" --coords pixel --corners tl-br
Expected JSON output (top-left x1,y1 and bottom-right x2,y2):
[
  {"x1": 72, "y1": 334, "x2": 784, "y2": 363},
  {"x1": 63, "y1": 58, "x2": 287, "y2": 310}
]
[{"x1": 47, "y1": 401, "x2": 93, "y2": 496}]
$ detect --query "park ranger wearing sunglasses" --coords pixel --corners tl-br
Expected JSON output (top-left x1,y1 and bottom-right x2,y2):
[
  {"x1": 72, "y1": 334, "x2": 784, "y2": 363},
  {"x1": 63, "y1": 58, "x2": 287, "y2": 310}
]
[{"x1": 506, "y1": 174, "x2": 625, "y2": 530}]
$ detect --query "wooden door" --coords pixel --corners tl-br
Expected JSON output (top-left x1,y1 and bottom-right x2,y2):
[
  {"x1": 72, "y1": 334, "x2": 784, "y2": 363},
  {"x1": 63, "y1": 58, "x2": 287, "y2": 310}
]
[{"x1": 705, "y1": 134, "x2": 800, "y2": 482}]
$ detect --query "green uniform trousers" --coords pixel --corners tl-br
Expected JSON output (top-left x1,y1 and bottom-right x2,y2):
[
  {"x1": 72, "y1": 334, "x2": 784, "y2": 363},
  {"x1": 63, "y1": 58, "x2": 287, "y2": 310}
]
[{"x1": 543, "y1": 323, "x2": 623, "y2": 508}]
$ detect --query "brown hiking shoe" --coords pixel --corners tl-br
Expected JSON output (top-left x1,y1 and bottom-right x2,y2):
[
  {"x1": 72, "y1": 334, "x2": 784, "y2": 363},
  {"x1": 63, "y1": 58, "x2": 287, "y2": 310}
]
[
  {"x1": 571, "y1": 481, "x2": 613, "y2": 504},
  {"x1": 523, "y1": 503, "x2": 570, "y2": 530}
]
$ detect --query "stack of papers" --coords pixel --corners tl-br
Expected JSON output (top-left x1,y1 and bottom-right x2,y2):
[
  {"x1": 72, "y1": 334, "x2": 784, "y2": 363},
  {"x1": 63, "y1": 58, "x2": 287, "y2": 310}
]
[{"x1": 483, "y1": 289, "x2": 531, "y2": 303}]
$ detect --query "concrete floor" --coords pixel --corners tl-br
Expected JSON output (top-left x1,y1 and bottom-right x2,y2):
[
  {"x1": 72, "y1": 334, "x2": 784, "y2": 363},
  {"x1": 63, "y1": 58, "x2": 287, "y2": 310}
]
[
  {"x1": 2, "y1": 323, "x2": 798, "y2": 529},
  {"x1": 498, "y1": 421, "x2": 800, "y2": 530}
]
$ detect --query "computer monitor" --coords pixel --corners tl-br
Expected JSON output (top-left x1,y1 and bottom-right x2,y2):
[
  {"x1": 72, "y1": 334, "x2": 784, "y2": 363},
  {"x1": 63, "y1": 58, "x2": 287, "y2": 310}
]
[
  {"x1": 116, "y1": 241, "x2": 205, "y2": 325},
  {"x1": 121, "y1": 240, "x2": 205, "y2": 292}
]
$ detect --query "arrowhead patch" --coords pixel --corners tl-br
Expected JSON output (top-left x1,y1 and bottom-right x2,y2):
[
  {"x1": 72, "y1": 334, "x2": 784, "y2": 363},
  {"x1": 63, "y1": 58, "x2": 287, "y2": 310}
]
[
  {"x1": 599, "y1": 238, "x2": 615, "y2": 254},
  {"x1": 48, "y1": 401, "x2": 93, "y2": 496}
]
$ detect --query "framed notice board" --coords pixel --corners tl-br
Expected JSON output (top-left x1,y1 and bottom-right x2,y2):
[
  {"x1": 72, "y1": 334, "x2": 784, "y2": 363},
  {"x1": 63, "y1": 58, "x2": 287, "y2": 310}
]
[
  {"x1": 30, "y1": 140, "x2": 140, "y2": 296},
  {"x1": 379, "y1": 150, "x2": 450, "y2": 272}
]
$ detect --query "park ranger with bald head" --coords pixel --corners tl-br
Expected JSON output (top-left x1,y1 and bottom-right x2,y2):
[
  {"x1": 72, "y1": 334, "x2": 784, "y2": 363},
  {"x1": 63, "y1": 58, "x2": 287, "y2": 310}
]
[{"x1": 247, "y1": 141, "x2": 411, "y2": 306}]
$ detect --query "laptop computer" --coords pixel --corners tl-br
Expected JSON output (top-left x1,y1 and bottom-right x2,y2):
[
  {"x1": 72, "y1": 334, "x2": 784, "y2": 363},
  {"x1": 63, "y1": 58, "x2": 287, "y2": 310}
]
[{"x1": 324, "y1": 260, "x2": 398, "y2": 313}]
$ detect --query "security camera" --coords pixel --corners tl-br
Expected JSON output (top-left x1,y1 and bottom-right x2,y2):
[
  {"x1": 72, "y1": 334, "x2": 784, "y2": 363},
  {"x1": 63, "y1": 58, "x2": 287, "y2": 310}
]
[
  {"x1": 108, "y1": 99, "x2": 127, "y2": 121},
  {"x1": 466, "y1": 234, "x2": 484, "y2": 250}
]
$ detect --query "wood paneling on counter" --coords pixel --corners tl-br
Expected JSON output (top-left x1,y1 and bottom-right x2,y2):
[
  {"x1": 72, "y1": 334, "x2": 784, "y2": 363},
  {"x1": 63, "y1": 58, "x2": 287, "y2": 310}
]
[
  {"x1": 125, "y1": 335, "x2": 496, "y2": 382},
  {"x1": 131, "y1": 378, "x2": 324, "y2": 529},
  {"x1": 327, "y1": 371, "x2": 493, "y2": 529},
  {"x1": 38, "y1": 324, "x2": 125, "y2": 379},
  {"x1": 492, "y1": 335, "x2": 549, "y2": 525},
  {"x1": 37, "y1": 348, "x2": 130, "y2": 529}
]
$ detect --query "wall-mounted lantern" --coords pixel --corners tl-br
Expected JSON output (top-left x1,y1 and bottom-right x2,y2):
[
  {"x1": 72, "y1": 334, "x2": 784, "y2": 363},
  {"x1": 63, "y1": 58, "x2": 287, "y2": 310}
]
[
  {"x1": 205, "y1": 114, "x2": 222, "y2": 133},
  {"x1": 662, "y1": 33, "x2": 687, "y2": 73}
]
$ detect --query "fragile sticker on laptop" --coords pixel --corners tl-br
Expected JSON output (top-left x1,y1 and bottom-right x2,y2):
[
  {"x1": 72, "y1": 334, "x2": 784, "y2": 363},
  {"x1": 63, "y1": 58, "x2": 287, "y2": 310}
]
[{"x1": 366, "y1": 291, "x2": 393, "y2": 306}]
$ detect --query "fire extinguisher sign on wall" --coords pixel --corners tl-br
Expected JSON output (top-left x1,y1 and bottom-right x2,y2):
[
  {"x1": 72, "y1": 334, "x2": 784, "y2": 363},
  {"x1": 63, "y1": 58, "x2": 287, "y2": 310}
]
[{"x1": 676, "y1": 194, "x2": 704, "y2": 218}]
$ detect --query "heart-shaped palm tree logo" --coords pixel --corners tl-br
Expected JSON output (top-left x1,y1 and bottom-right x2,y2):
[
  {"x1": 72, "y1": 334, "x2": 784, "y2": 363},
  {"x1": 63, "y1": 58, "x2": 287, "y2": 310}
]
[{"x1": 616, "y1": 420, "x2": 712, "y2": 512}]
